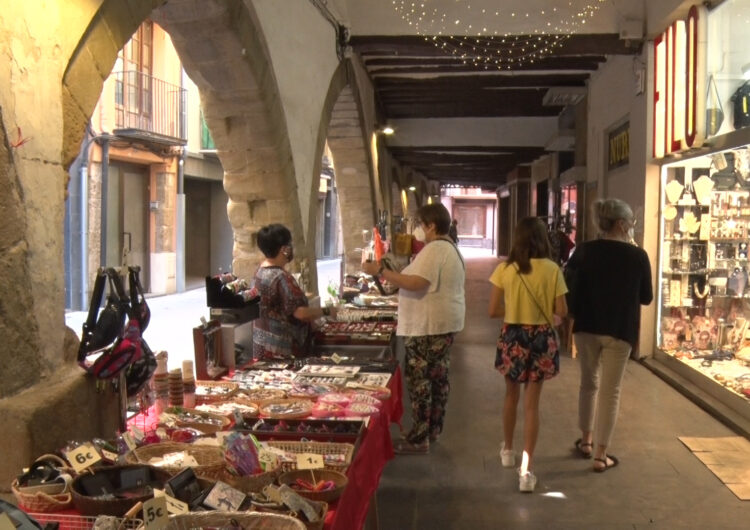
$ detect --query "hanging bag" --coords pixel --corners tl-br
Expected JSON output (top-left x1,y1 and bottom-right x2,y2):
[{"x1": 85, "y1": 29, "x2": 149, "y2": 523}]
[
  {"x1": 731, "y1": 80, "x2": 750, "y2": 130},
  {"x1": 124, "y1": 266, "x2": 156, "y2": 396},
  {"x1": 78, "y1": 268, "x2": 142, "y2": 380},
  {"x1": 706, "y1": 74, "x2": 724, "y2": 136},
  {"x1": 84, "y1": 271, "x2": 128, "y2": 352}
]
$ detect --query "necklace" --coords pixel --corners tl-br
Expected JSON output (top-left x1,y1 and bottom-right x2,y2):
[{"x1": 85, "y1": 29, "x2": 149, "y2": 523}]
[{"x1": 693, "y1": 282, "x2": 710, "y2": 299}]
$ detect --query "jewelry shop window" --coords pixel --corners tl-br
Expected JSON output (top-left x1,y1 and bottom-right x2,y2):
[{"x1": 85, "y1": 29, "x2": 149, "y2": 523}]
[{"x1": 657, "y1": 147, "x2": 750, "y2": 402}]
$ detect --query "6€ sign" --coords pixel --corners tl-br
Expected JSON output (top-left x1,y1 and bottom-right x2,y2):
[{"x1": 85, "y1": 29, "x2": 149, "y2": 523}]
[
  {"x1": 66, "y1": 443, "x2": 102, "y2": 473},
  {"x1": 143, "y1": 496, "x2": 169, "y2": 530}
]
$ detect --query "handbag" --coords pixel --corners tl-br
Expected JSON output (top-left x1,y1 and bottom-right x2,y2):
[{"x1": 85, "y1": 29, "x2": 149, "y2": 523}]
[
  {"x1": 731, "y1": 80, "x2": 750, "y2": 130},
  {"x1": 706, "y1": 74, "x2": 724, "y2": 136},
  {"x1": 513, "y1": 264, "x2": 561, "y2": 347},
  {"x1": 86, "y1": 270, "x2": 128, "y2": 352},
  {"x1": 78, "y1": 268, "x2": 143, "y2": 380}
]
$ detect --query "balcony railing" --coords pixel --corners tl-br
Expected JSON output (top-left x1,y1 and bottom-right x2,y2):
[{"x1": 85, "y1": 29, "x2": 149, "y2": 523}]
[{"x1": 113, "y1": 70, "x2": 186, "y2": 144}]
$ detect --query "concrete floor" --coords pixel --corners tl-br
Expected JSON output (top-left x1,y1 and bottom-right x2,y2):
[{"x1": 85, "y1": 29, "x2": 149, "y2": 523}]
[{"x1": 376, "y1": 256, "x2": 750, "y2": 529}]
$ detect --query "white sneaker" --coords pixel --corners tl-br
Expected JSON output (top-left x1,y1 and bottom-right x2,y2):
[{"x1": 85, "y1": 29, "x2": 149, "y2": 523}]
[
  {"x1": 519, "y1": 471, "x2": 537, "y2": 493},
  {"x1": 500, "y1": 443, "x2": 515, "y2": 468}
]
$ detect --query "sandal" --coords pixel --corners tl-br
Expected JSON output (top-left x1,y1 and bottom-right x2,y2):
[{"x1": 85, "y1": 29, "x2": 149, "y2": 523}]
[
  {"x1": 574, "y1": 438, "x2": 593, "y2": 459},
  {"x1": 593, "y1": 454, "x2": 619, "y2": 473},
  {"x1": 393, "y1": 439, "x2": 429, "y2": 455}
]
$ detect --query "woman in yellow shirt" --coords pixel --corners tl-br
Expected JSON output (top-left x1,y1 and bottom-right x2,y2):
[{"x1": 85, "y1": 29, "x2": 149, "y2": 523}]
[{"x1": 488, "y1": 217, "x2": 568, "y2": 493}]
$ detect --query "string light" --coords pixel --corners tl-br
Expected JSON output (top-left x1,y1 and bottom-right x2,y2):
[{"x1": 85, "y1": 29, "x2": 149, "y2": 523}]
[{"x1": 391, "y1": 0, "x2": 607, "y2": 70}]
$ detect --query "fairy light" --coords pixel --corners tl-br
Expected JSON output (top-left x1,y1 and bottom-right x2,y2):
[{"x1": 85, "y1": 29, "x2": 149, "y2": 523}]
[{"x1": 391, "y1": 0, "x2": 610, "y2": 70}]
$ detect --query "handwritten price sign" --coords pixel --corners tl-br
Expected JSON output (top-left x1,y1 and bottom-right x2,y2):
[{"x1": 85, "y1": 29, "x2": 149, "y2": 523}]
[
  {"x1": 66, "y1": 443, "x2": 102, "y2": 473},
  {"x1": 296, "y1": 453, "x2": 324, "y2": 470},
  {"x1": 143, "y1": 496, "x2": 169, "y2": 530}
]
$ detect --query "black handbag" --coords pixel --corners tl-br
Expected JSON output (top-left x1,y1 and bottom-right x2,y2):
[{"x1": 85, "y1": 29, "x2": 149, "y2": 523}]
[
  {"x1": 84, "y1": 269, "x2": 129, "y2": 353},
  {"x1": 731, "y1": 81, "x2": 750, "y2": 130}
]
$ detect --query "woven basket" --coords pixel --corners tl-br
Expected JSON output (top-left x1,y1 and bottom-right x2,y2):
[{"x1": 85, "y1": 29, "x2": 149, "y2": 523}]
[
  {"x1": 170, "y1": 408, "x2": 232, "y2": 434},
  {"x1": 265, "y1": 441, "x2": 354, "y2": 473},
  {"x1": 218, "y1": 466, "x2": 280, "y2": 493},
  {"x1": 241, "y1": 388, "x2": 287, "y2": 404},
  {"x1": 194, "y1": 381, "x2": 239, "y2": 404},
  {"x1": 166, "y1": 511, "x2": 305, "y2": 530},
  {"x1": 254, "y1": 501, "x2": 328, "y2": 530},
  {"x1": 124, "y1": 442, "x2": 225, "y2": 479},
  {"x1": 11, "y1": 479, "x2": 72, "y2": 512},
  {"x1": 277, "y1": 469, "x2": 347, "y2": 503},
  {"x1": 71, "y1": 465, "x2": 171, "y2": 516},
  {"x1": 258, "y1": 399, "x2": 313, "y2": 420}
]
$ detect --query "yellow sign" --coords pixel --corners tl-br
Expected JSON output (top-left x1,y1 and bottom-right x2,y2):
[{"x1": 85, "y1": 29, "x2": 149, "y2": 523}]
[
  {"x1": 143, "y1": 496, "x2": 169, "y2": 530},
  {"x1": 154, "y1": 488, "x2": 189, "y2": 515},
  {"x1": 66, "y1": 443, "x2": 102, "y2": 473},
  {"x1": 296, "y1": 453, "x2": 324, "y2": 470}
]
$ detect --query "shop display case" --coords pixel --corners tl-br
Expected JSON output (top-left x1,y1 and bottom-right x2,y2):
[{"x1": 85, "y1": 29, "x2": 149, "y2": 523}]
[{"x1": 656, "y1": 147, "x2": 750, "y2": 417}]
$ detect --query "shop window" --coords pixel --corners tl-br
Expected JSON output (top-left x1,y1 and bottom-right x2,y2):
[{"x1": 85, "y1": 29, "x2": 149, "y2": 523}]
[{"x1": 657, "y1": 147, "x2": 750, "y2": 403}]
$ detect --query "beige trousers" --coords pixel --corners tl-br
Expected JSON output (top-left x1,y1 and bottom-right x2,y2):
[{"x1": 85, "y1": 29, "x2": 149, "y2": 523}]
[{"x1": 574, "y1": 332, "x2": 632, "y2": 447}]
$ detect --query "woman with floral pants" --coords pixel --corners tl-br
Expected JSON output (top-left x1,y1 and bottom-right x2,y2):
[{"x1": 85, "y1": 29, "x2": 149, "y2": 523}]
[{"x1": 362, "y1": 203, "x2": 465, "y2": 454}]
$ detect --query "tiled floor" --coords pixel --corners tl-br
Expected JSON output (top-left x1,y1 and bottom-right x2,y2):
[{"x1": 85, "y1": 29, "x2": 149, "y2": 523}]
[{"x1": 376, "y1": 256, "x2": 750, "y2": 529}]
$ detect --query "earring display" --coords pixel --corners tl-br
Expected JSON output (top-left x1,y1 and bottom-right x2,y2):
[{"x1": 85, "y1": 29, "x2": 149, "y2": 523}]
[{"x1": 659, "y1": 153, "x2": 750, "y2": 403}]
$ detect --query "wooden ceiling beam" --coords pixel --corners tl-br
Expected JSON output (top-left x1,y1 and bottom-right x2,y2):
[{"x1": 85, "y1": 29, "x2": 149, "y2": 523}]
[{"x1": 350, "y1": 34, "x2": 640, "y2": 57}]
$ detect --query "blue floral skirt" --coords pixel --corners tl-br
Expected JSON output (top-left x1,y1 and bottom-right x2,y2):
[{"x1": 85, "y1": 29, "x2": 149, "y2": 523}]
[{"x1": 495, "y1": 324, "x2": 559, "y2": 382}]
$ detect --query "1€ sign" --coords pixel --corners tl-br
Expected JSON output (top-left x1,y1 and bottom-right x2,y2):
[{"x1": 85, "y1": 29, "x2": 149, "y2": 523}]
[{"x1": 296, "y1": 453, "x2": 324, "y2": 470}]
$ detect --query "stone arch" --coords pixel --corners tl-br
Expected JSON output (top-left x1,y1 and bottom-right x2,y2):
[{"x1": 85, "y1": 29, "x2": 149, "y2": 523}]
[
  {"x1": 0, "y1": 112, "x2": 42, "y2": 399},
  {"x1": 324, "y1": 61, "x2": 376, "y2": 273},
  {"x1": 62, "y1": 0, "x2": 303, "y2": 281}
]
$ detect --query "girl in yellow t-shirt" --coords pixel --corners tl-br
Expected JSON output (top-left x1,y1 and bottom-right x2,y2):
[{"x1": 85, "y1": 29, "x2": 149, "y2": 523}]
[{"x1": 488, "y1": 217, "x2": 568, "y2": 493}]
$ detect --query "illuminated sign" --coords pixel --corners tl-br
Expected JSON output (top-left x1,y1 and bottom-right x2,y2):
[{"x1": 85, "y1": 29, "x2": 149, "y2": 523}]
[
  {"x1": 608, "y1": 121, "x2": 629, "y2": 171},
  {"x1": 653, "y1": 5, "x2": 707, "y2": 158}
]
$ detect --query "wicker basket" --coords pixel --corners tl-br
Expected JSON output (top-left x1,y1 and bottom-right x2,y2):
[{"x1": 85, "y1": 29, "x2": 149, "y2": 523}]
[
  {"x1": 124, "y1": 442, "x2": 225, "y2": 479},
  {"x1": 71, "y1": 465, "x2": 171, "y2": 516},
  {"x1": 218, "y1": 466, "x2": 280, "y2": 493},
  {"x1": 11, "y1": 479, "x2": 72, "y2": 512},
  {"x1": 241, "y1": 388, "x2": 287, "y2": 404},
  {"x1": 277, "y1": 469, "x2": 347, "y2": 503},
  {"x1": 166, "y1": 511, "x2": 305, "y2": 530},
  {"x1": 265, "y1": 441, "x2": 354, "y2": 473},
  {"x1": 194, "y1": 380, "x2": 239, "y2": 405},
  {"x1": 11, "y1": 453, "x2": 76, "y2": 512},
  {"x1": 258, "y1": 399, "x2": 313, "y2": 420},
  {"x1": 254, "y1": 501, "x2": 328, "y2": 530},
  {"x1": 168, "y1": 408, "x2": 232, "y2": 434}
]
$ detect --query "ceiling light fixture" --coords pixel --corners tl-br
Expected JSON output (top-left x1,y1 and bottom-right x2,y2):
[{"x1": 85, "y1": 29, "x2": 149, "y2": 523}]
[
  {"x1": 381, "y1": 125, "x2": 395, "y2": 135},
  {"x1": 408, "y1": 185, "x2": 417, "y2": 191}
]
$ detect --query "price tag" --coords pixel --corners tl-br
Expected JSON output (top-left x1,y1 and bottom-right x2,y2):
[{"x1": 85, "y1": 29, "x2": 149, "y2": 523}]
[
  {"x1": 0, "y1": 513, "x2": 16, "y2": 530},
  {"x1": 66, "y1": 443, "x2": 102, "y2": 473},
  {"x1": 131, "y1": 426, "x2": 145, "y2": 441},
  {"x1": 101, "y1": 449, "x2": 119, "y2": 463},
  {"x1": 258, "y1": 449, "x2": 279, "y2": 471},
  {"x1": 331, "y1": 353, "x2": 342, "y2": 364},
  {"x1": 154, "y1": 488, "x2": 189, "y2": 515},
  {"x1": 296, "y1": 453, "x2": 324, "y2": 470},
  {"x1": 143, "y1": 496, "x2": 169, "y2": 530},
  {"x1": 122, "y1": 432, "x2": 137, "y2": 451}
]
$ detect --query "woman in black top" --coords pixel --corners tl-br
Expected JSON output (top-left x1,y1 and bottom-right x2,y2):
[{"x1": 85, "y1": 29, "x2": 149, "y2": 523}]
[{"x1": 567, "y1": 198, "x2": 653, "y2": 472}]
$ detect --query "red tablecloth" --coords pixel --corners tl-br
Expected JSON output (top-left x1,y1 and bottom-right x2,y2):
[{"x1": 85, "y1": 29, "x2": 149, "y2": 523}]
[
  {"x1": 323, "y1": 366, "x2": 403, "y2": 530},
  {"x1": 29, "y1": 368, "x2": 404, "y2": 530}
]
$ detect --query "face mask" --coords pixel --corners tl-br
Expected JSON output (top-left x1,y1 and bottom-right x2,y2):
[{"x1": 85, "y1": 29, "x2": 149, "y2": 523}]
[
  {"x1": 413, "y1": 225, "x2": 426, "y2": 242},
  {"x1": 627, "y1": 227, "x2": 635, "y2": 241}
]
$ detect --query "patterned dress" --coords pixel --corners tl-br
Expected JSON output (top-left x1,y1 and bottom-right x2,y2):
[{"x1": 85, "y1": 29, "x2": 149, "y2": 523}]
[{"x1": 252, "y1": 266, "x2": 312, "y2": 360}]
